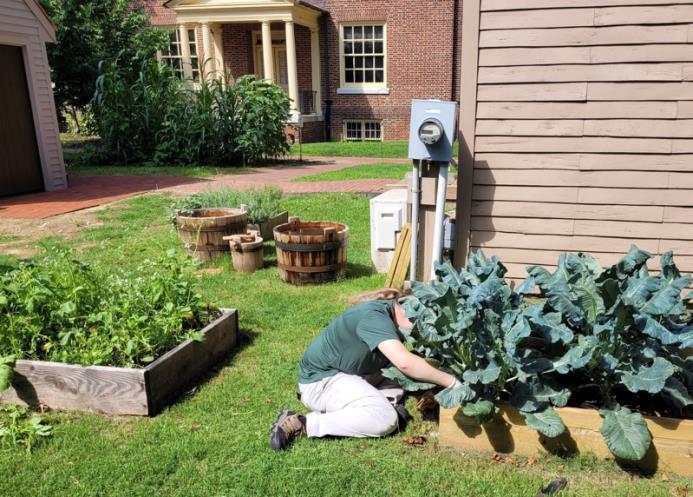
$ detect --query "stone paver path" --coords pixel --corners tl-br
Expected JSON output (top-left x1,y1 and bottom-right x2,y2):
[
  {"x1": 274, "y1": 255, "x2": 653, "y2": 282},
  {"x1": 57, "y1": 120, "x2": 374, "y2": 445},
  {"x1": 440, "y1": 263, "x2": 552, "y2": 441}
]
[{"x1": 0, "y1": 156, "x2": 408, "y2": 219}]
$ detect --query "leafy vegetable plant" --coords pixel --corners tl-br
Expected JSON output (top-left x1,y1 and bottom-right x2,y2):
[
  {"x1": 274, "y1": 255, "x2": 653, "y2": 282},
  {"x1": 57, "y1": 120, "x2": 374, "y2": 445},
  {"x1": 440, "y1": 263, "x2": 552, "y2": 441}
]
[
  {"x1": 388, "y1": 247, "x2": 692, "y2": 461},
  {"x1": 0, "y1": 249, "x2": 213, "y2": 368},
  {"x1": 0, "y1": 404, "x2": 53, "y2": 453}
]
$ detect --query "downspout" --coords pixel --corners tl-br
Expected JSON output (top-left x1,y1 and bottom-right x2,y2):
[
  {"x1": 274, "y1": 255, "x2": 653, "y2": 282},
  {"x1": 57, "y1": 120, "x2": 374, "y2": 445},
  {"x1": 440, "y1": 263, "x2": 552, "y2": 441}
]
[
  {"x1": 451, "y1": 0, "x2": 460, "y2": 102},
  {"x1": 321, "y1": 14, "x2": 332, "y2": 140}
]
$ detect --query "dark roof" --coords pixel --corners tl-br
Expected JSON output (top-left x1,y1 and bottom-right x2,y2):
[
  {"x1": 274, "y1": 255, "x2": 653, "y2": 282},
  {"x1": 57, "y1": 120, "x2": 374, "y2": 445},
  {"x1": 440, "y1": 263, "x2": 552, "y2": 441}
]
[{"x1": 298, "y1": 0, "x2": 329, "y2": 13}]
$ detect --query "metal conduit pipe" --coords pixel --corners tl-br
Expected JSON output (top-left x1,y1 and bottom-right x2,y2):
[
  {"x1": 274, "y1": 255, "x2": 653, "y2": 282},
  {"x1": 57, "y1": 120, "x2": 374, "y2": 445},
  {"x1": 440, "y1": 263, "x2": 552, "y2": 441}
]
[
  {"x1": 410, "y1": 159, "x2": 421, "y2": 285},
  {"x1": 430, "y1": 162, "x2": 449, "y2": 281}
]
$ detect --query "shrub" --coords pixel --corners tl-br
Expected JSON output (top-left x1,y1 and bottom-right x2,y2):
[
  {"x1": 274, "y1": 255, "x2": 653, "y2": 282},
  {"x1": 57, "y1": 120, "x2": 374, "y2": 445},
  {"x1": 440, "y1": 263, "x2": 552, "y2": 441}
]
[
  {"x1": 0, "y1": 249, "x2": 214, "y2": 368},
  {"x1": 91, "y1": 59, "x2": 290, "y2": 166},
  {"x1": 170, "y1": 186, "x2": 284, "y2": 225},
  {"x1": 391, "y1": 247, "x2": 692, "y2": 462}
]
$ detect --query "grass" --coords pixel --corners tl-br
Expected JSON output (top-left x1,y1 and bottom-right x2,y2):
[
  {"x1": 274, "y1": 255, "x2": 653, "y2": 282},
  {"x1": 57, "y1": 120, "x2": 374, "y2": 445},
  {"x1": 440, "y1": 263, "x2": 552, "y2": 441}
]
[
  {"x1": 293, "y1": 163, "x2": 411, "y2": 182},
  {"x1": 0, "y1": 193, "x2": 684, "y2": 497},
  {"x1": 290, "y1": 141, "x2": 460, "y2": 159}
]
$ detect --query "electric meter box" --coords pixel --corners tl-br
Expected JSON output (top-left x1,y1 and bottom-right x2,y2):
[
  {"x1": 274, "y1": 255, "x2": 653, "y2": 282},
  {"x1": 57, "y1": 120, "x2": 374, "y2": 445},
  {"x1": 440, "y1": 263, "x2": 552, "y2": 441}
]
[{"x1": 407, "y1": 99, "x2": 458, "y2": 162}]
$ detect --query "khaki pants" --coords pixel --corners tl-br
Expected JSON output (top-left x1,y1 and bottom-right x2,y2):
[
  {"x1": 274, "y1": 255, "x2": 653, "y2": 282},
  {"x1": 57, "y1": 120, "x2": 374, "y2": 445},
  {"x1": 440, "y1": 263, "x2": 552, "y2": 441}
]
[{"x1": 298, "y1": 372, "x2": 404, "y2": 438}]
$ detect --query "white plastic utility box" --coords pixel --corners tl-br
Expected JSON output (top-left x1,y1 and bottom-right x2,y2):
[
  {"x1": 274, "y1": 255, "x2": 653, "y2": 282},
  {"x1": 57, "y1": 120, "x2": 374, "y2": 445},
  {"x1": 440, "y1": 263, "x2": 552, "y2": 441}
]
[{"x1": 370, "y1": 188, "x2": 408, "y2": 273}]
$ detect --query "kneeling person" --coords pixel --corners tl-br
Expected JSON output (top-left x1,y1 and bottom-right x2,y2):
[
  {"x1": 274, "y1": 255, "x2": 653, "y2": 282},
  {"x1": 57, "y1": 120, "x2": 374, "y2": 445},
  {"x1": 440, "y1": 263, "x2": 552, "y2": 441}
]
[{"x1": 270, "y1": 289, "x2": 457, "y2": 450}]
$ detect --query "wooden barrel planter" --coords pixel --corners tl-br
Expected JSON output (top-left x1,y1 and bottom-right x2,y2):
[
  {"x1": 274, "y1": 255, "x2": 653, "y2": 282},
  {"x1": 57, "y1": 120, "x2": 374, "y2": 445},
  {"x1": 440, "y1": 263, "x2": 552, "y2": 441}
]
[
  {"x1": 224, "y1": 231, "x2": 264, "y2": 274},
  {"x1": 176, "y1": 208, "x2": 248, "y2": 261},
  {"x1": 273, "y1": 217, "x2": 349, "y2": 285}
]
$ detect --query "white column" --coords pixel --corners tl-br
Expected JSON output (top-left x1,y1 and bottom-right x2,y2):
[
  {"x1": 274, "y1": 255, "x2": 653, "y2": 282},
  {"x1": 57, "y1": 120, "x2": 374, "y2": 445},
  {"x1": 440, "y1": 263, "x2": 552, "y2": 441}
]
[
  {"x1": 201, "y1": 22, "x2": 213, "y2": 81},
  {"x1": 178, "y1": 24, "x2": 193, "y2": 80},
  {"x1": 310, "y1": 27, "x2": 322, "y2": 116},
  {"x1": 261, "y1": 21, "x2": 275, "y2": 83},
  {"x1": 212, "y1": 24, "x2": 225, "y2": 81},
  {"x1": 285, "y1": 20, "x2": 300, "y2": 116}
]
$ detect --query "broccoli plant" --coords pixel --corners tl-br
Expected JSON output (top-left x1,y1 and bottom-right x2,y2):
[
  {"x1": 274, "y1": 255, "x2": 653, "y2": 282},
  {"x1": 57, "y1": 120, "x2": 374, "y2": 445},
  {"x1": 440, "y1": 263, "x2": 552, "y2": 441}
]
[{"x1": 387, "y1": 248, "x2": 692, "y2": 462}]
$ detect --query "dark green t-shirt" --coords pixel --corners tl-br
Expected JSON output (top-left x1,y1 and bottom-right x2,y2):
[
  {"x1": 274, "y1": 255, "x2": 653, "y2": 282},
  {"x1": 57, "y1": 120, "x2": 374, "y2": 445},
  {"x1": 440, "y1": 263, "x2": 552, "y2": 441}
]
[{"x1": 298, "y1": 300, "x2": 400, "y2": 384}]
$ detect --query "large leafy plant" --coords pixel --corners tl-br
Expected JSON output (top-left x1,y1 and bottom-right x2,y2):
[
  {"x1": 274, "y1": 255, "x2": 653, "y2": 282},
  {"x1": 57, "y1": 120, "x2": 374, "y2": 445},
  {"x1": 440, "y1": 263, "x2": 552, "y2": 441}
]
[{"x1": 389, "y1": 248, "x2": 692, "y2": 462}]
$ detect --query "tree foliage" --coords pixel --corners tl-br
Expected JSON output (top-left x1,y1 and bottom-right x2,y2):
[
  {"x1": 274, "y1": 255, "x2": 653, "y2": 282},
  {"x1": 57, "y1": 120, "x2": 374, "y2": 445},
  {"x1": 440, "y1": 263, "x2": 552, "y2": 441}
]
[{"x1": 39, "y1": 0, "x2": 167, "y2": 118}]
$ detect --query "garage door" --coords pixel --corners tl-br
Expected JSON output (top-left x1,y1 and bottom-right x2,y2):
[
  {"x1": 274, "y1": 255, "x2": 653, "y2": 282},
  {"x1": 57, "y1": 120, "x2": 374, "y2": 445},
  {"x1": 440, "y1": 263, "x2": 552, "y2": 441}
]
[{"x1": 0, "y1": 44, "x2": 44, "y2": 197}]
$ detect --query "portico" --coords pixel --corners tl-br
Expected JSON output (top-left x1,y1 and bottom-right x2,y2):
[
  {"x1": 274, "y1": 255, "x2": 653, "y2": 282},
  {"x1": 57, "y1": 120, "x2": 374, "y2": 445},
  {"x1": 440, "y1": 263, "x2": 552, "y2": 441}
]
[{"x1": 165, "y1": 0, "x2": 324, "y2": 122}]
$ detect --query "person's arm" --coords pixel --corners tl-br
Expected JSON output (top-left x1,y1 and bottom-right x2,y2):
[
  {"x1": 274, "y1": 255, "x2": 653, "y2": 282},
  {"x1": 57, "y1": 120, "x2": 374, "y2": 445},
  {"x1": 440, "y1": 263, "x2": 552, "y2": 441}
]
[{"x1": 378, "y1": 339, "x2": 456, "y2": 388}]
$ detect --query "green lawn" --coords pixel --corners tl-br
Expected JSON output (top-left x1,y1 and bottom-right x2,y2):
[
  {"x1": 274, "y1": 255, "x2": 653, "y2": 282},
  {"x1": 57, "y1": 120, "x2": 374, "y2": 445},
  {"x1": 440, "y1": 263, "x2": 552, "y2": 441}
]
[
  {"x1": 293, "y1": 163, "x2": 411, "y2": 182},
  {"x1": 0, "y1": 193, "x2": 682, "y2": 497},
  {"x1": 290, "y1": 141, "x2": 461, "y2": 159}
]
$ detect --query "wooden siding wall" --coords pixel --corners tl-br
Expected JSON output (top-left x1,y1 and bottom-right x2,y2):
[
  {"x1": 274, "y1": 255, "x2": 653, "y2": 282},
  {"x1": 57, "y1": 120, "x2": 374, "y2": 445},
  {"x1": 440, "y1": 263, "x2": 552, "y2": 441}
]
[
  {"x1": 0, "y1": 0, "x2": 66, "y2": 192},
  {"x1": 461, "y1": 0, "x2": 693, "y2": 286}
]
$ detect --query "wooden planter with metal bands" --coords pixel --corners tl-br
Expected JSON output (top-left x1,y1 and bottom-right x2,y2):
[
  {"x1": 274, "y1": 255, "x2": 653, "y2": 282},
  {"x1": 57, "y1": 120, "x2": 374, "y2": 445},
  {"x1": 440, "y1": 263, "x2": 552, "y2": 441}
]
[
  {"x1": 176, "y1": 208, "x2": 248, "y2": 261},
  {"x1": 273, "y1": 218, "x2": 349, "y2": 285}
]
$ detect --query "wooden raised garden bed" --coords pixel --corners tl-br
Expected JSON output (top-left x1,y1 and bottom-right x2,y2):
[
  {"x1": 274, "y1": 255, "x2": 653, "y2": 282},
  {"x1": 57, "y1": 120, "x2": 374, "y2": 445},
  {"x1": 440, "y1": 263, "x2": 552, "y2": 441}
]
[
  {"x1": 439, "y1": 405, "x2": 693, "y2": 477},
  {"x1": 0, "y1": 309, "x2": 238, "y2": 416}
]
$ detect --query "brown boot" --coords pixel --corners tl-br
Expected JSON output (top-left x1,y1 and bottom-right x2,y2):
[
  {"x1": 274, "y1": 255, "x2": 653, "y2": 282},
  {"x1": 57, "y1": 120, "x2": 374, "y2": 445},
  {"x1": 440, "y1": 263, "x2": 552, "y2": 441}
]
[{"x1": 270, "y1": 410, "x2": 306, "y2": 450}]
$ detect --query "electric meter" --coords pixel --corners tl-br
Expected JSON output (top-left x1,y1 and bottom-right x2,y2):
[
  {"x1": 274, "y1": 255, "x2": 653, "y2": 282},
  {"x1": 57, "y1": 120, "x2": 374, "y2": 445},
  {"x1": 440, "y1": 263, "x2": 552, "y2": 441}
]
[
  {"x1": 408, "y1": 100, "x2": 457, "y2": 161},
  {"x1": 418, "y1": 118, "x2": 444, "y2": 145}
]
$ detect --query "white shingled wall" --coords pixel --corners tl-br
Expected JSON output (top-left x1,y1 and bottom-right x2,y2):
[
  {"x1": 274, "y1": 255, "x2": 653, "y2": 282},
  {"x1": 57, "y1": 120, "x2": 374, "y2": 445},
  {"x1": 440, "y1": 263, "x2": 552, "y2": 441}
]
[{"x1": 0, "y1": 0, "x2": 66, "y2": 192}]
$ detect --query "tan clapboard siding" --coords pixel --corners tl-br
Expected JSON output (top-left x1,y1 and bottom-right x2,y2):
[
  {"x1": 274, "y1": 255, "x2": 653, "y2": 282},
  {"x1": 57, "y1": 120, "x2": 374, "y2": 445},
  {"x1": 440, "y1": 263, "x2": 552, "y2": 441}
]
[
  {"x1": 478, "y1": 64, "x2": 683, "y2": 84},
  {"x1": 0, "y1": 0, "x2": 67, "y2": 192},
  {"x1": 584, "y1": 119, "x2": 693, "y2": 138},
  {"x1": 460, "y1": 0, "x2": 693, "y2": 279},
  {"x1": 588, "y1": 82, "x2": 693, "y2": 100},
  {"x1": 476, "y1": 101, "x2": 678, "y2": 119},
  {"x1": 479, "y1": 47, "x2": 591, "y2": 66},
  {"x1": 591, "y1": 45, "x2": 693, "y2": 63},
  {"x1": 664, "y1": 207, "x2": 693, "y2": 223},
  {"x1": 573, "y1": 220, "x2": 693, "y2": 240},
  {"x1": 481, "y1": 0, "x2": 693, "y2": 11},
  {"x1": 475, "y1": 136, "x2": 672, "y2": 153},
  {"x1": 476, "y1": 119, "x2": 584, "y2": 136},
  {"x1": 479, "y1": 119, "x2": 693, "y2": 139},
  {"x1": 477, "y1": 83, "x2": 587, "y2": 101},
  {"x1": 472, "y1": 200, "x2": 666, "y2": 222},
  {"x1": 475, "y1": 153, "x2": 693, "y2": 172},
  {"x1": 474, "y1": 185, "x2": 692, "y2": 206},
  {"x1": 479, "y1": 26, "x2": 688, "y2": 48},
  {"x1": 473, "y1": 168, "x2": 672, "y2": 188}
]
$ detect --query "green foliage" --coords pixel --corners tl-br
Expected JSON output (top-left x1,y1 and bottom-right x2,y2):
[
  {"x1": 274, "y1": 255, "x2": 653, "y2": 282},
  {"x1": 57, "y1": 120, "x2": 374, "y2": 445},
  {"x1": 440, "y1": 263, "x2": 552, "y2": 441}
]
[
  {"x1": 0, "y1": 249, "x2": 213, "y2": 368},
  {"x1": 0, "y1": 404, "x2": 52, "y2": 453},
  {"x1": 0, "y1": 355, "x2": 15, "y2": 392},
  {"x1": 91, "y1": 61, "x2": 290, "y2": 166},
  {"x1": 40, "y1": 0, "x2": 168, "y2": 124},
  {"x1": 396, "y1": 247, "x2": 693, "y2": 462},
  {"x1": 170, "y1": 186, "x2": 284, "y2": 225}
]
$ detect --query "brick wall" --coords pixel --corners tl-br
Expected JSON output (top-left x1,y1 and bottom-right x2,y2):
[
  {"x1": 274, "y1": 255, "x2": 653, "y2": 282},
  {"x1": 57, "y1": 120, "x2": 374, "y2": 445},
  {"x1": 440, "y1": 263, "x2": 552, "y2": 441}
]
[
  {"x1": 320, "y1": 0, "x2": 462, "y2": 141},
  {"x1": 137, "y1": 0, "x2": 463, "y2": 142}
]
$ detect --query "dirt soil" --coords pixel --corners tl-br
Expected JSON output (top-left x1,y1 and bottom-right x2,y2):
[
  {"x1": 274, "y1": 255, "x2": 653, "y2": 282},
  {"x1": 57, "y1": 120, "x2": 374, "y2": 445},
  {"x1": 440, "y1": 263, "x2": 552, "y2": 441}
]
[{"x1": 0, "y1": 205, "x2": 108, "y2": 258}]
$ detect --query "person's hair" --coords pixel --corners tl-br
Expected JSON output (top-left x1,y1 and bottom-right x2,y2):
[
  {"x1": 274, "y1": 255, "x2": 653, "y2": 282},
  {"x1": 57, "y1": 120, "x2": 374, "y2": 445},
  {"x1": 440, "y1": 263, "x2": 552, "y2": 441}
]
[{"x1": 348, "y1": 287, "x2": 413, "y2": 306}]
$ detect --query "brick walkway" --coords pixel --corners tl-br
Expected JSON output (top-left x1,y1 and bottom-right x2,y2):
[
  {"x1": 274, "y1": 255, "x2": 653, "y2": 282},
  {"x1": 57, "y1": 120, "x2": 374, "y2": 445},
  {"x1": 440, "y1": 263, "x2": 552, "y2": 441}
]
[{"x1": 0, "y1": 156, "x2": 408, "y2": 219}]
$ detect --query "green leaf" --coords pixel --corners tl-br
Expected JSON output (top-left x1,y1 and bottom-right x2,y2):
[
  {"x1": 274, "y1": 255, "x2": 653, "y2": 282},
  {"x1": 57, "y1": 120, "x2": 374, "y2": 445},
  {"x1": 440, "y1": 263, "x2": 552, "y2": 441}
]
[
  {"x1": 511, "y1": 379, "x2": 571, "y2": 412},
  {"x1": 462, "y1": 360, "x2": 501, "y2": 385},
  {"x1": 599, "y1": 406, "x2": 652, "y2": 461},
  {"x1": 553, "y1": 335, "x2": 597, "y2": 374},
  {"x1": 435, "y1": 381, "x2": 477, "y2": 408},
  {"x1": 634, "y1": 314, "x2": 686, "y2": 345},
  {"x1": 462, "y1": 399, "x2": 495, "y2": 419},
  {"x1": 662, "y1": 377, "x2": 693, "y2": 408},
  {"x1": 522, "y1": 407, "x2": 566, "y2": 438},
  {"x1": 381, "y1": 367, "x2": 436, "y2": 392},
  {"x1": 621, "y1": 357, "x2": 675, "y2": 394},
  {"x1": 613, "y1": 245, "x2": 651, "y2": 279},
  {"x1": 0, "y1": 355, "x2": 16, "y2": 392}
]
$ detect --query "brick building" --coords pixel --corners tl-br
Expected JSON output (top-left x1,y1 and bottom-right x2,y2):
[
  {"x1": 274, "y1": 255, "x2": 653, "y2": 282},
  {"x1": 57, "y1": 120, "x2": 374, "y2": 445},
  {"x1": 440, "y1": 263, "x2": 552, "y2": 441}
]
[{"x1": 137, "y1": 0, "x2": 462, "y2": 142}]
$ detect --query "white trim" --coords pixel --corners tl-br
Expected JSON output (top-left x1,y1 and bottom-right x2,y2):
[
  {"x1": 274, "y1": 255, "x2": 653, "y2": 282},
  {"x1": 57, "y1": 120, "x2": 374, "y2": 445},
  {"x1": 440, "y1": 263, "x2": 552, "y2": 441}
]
[
  {"x1": 338, "y1": 22, "x2": 387, "y2": 90},
  {"x1": 342, "y1": 119, "x2": 383, "y2": 141},
  {"x1": 301, "y1": 113, "x2": 324, "y2": 123},
  {"x1": 337, "y1": 87, "x2": 390, "y2": 95}
]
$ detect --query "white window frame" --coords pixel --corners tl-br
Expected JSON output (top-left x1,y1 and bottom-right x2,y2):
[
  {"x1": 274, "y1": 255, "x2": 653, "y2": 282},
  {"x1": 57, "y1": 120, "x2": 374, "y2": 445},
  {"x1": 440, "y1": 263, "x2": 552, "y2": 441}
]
[
  {"x1": 343, "y1": 120, "x2": 383, "y2": 141},
  {"x1": 338, "y1": 23, "x2": 387, "y2": 93},
  {"x1": 158, "y1": 28, "x2": 200, "y2": 82}
]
